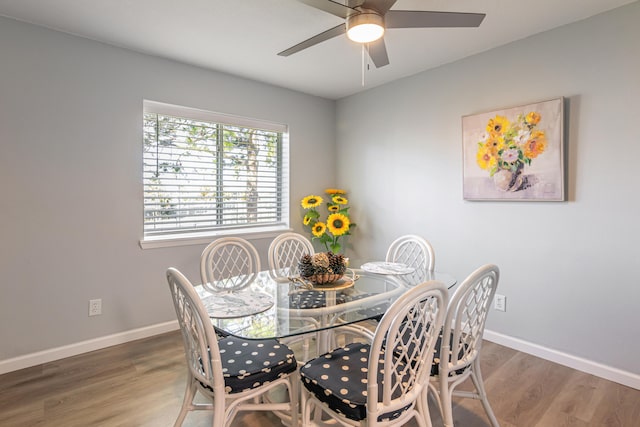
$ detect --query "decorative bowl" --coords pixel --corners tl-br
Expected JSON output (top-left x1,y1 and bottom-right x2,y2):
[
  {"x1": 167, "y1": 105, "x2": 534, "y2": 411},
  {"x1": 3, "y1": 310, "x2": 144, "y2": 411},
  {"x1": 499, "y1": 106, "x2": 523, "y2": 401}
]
[{"x1": 302, "y1": 273, "x2": 344, "y2": 285}]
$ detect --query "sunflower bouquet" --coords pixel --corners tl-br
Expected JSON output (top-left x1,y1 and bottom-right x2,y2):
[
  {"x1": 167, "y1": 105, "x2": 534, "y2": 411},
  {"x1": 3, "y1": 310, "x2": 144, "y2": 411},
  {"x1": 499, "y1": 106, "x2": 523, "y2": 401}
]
[
  {"x1": 476, "y1": 111, "x2": 547, "y2": 191},
  {"x1": 301, "y1": 189, "x2": 355, "y2": 254}
]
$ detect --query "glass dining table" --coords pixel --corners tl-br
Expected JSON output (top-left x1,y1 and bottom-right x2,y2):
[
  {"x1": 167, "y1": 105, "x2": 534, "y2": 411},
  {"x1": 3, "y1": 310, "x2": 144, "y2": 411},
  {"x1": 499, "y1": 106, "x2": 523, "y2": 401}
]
[
  {"x1": 193, "y1": 265, "x2": 456, "y2": 427},
  {"x1": 194, "y1": 266, "x2": 456, "y2": 342}
]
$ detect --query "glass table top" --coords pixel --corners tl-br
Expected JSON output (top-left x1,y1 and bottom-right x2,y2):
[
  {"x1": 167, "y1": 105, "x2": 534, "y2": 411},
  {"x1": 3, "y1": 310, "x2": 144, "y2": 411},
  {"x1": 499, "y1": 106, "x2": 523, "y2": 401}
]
[{"x1": 195, "y1": 267, "x2": 456, "y2": 340}]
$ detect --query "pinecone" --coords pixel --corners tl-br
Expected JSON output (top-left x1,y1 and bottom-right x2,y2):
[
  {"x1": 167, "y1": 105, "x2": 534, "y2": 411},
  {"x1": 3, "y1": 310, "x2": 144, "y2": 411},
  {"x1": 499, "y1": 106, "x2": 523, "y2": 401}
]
[
  {"x1": 298, "y1": 255, "x2": 316, "y2": 278},
  {"x1": 298, "y1": 252, "x2": 347, "y2": 277},
  {"x1": 308, "y1": 253, "x2": 328, "y2": 275},
  {"x1": 311, "y1": 253, "x2": 330, "y2": 269},
  {"x1": 328, "y1": 253, "x2": 347, "y2": 275}
]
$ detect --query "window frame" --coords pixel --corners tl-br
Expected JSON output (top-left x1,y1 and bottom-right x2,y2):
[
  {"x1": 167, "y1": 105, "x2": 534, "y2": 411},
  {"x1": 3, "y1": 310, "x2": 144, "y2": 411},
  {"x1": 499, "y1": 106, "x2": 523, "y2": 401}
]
[{"x1": 139, "y1": 100, "x2": 290, "y2": 249}]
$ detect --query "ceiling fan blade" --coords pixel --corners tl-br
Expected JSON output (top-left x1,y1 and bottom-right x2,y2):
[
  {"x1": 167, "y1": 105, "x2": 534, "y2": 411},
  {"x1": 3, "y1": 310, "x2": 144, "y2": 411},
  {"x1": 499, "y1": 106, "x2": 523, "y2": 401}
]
[
  {"x1": 345, "y1": 0, "x2": 366, "y2": 8},
  {"x1": 361, "y1": 0, "x2": 398, "y2": 14},
  {"x1": 297, "y1": 0, "x2": 358, "y2": 19},
  {"x1": 367, "y1": 38, "x2": 390, "y2": 68},
  {"x1": 278, "y1": 24, "x2": 346, "y2": 57},
  {"x1": 385, "y1": 10, "x2": 486, "y2": 28}
]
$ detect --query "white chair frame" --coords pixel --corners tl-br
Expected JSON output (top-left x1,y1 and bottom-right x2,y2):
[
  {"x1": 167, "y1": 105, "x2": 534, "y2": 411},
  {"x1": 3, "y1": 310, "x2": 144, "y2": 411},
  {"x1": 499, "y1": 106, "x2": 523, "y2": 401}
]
[
  {"x1": 385, "y1": 234, "x2": 435, "y2": 272},
  {"x1": 426, "y1": 264, "x2": 500, "y2": 427},
  {"x1": 268, "y1": 232, "x2": 315, "y2": 281},
  {"x1": 166, "y1": 267, "x2": 299, "y2": 427},
  {"x1": 302, "y1": 280, "x2": 448, "y2": 427},
  {"x1": 268, "y1": 232, "x2": 320, "y2": 361},
  {"x1": 200, "y1": 237, "x2": 260, "y2": 293}
]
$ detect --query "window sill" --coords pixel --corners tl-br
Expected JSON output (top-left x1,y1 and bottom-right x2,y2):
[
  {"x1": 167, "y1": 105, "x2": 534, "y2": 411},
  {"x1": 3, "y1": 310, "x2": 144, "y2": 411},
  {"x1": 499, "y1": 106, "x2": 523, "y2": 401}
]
[{"x1": 139, "y1": 226, "x2": 292, "y2": 250}]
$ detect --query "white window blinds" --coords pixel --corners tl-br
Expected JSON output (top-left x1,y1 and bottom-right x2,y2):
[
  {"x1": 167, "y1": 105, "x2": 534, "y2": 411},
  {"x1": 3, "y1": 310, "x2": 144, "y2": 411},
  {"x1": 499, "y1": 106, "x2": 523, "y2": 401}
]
[{"x1": 142, "y1": 101, "x2": 289, "y2": 239}]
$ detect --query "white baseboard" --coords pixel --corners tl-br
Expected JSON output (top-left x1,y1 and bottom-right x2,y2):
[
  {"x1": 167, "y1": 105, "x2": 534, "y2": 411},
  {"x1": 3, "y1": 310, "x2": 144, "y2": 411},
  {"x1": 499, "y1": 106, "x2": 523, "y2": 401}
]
[
  {"x1": 3, "y1": 323, "x2": 639, "y2": 391},
  {"x1": 484, "y1": 329, "x2": 640, "y2": 390},
  {"x1": 0, "y1": 320, "x2": 179, "y2": 375}
]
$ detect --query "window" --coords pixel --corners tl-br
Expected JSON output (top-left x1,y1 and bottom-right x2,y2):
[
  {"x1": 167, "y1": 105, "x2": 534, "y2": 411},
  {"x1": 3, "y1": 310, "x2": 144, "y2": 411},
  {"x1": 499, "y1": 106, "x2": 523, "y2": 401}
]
[{"x1": 142, "y1": 101, "x2": 289, "y2": 245}]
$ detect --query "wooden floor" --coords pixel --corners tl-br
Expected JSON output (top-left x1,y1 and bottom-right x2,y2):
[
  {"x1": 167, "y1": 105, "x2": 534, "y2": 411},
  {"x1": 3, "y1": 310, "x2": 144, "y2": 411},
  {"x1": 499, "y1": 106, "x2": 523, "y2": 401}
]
[{"x1": 1, "y1": 330, "x2": 639, "y2": 426}]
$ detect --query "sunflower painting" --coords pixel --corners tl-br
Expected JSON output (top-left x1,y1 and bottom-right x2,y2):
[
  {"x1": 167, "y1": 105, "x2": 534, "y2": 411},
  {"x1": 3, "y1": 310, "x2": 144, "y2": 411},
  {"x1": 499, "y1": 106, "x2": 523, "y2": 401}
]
[
  {"x1": 462, "y1": 97, "x2": 565, "y2": 201},
  {"x1": 301, "y1": 189, "x2": 355, "y2": 254}
]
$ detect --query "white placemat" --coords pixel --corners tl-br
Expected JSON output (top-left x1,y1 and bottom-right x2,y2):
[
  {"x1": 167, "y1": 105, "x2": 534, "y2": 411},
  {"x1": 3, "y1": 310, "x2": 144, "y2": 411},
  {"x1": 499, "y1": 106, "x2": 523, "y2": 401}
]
[
  {"x1": 360, "y1": 261, "x2": 415, "y2": 275},
  {"x1": 201, "y1": 289, "x2": 274, "y2": 319}
]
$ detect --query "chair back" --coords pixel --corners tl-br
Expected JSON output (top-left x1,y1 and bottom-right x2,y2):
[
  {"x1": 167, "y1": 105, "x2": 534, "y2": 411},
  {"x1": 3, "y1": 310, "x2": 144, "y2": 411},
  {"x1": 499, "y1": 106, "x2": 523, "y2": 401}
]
[
  {"x1": 167, "y1": 267, "x2": 224, "y2": 394},
  {"x1": 386, "y1": 235, "x2": 436, "y2": 286},
  {"x1": 442, "y1": 264, "x2": 499, "y2": 374},
  {"x1": 368, "y1": 280, "x2": 447, "y2": 421},
  {"x1": 200, "y1": 237, "x2": 260, "y2": 293},
  {"x1": 385, "y1": 234, "x2": 435, "y2": 271},
  {"x1": 268, "y1": 232, "x2": 314, "y2": 280}
]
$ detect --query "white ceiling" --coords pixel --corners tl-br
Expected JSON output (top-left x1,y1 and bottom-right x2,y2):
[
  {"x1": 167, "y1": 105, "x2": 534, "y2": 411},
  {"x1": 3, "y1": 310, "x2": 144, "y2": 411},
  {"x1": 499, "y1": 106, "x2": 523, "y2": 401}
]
[{"x1": 0, "y1": 0, "x2": 635, "y2": 99}]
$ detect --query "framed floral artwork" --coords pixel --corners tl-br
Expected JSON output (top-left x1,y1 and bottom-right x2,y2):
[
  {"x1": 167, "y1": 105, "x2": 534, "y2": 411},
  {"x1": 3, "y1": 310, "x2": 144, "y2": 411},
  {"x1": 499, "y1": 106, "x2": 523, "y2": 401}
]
[{"x1": 462, "y1": 97, "x2": 565, "y2": 201}]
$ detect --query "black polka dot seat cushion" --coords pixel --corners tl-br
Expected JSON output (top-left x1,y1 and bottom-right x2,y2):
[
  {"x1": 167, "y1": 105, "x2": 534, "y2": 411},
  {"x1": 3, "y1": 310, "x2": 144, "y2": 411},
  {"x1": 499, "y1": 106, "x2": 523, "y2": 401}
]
[
  {"x1": 289, "y1": 290, "x2": 347, "y2": 309},
  {"x1": 200, "y1": 337, "x2": 297, "y2": 394},
  {"x1": 300, "y1": 342, "x2": 411, "y2": 422},
  {"x1": 430, "y1": 331, "x2": 469, "y2": 377},
  {"x1": 356, "y1": 304, "x2": 386, "y2": 321},
  {"x1": 213, "y1": 326, "x2": 230, "y2": 338},
  {"x1": 289, "y1": 290, "x2": 327, "y2": 309}
]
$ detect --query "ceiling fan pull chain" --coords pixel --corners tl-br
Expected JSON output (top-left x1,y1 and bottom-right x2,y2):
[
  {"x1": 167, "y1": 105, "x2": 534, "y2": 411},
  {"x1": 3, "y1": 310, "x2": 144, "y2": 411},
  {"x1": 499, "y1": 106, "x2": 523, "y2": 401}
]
[{"x1": 361, "y1": 44, "x2": 366, "y2": 87}]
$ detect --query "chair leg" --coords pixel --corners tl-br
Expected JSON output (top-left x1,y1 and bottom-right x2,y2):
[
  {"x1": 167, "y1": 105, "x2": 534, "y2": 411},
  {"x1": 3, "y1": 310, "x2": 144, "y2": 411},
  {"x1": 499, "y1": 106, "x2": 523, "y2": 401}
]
[
  {"x1": 470, "y1": 358, "x2": 499, "y2": 427},
  {"x1": 416, "y1": 389, "x2": 433, "y2": 427},
  {"x1": 302, "y1": 336, "x2": 310, "y2": 361},
  {"x1": 174, "y1": 376, "x2": 197, "y2": 427},
  {"x1": 301, "y1": 386, "x2": 311, "y2": 426},
  {"x1": 412, "y1": 409, "x2": 428, "y2": 427},
  {"x1": 302, "y1": 389, "x2": 325, "y2": 425},
  {"x1": 289, "y1": 375, "x2": 300, "y2": 427},
  {"x1": 427, "y1": 382, "x2": 443, "y2": 418},
  {"x1": 439, "y1": 376, "x2": 455, "y2": 427}
]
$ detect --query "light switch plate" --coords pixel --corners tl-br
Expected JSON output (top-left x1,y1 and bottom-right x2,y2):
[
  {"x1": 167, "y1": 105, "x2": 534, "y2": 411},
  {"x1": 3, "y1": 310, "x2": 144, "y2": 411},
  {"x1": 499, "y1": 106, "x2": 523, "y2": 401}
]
[{"x1": 494, "y1": 294, "x2": 506, "y2": 312}]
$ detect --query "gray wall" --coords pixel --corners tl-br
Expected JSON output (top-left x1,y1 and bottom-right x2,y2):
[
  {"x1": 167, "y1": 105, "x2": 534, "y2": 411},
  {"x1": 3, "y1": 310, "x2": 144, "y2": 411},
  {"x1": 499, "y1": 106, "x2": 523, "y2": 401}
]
[
  {"x1": 0, "y1": 16, "x2": 336, "y2": 359},
  {"x1": 337, "y1": 2, "x2": 639, "y2": 374}
]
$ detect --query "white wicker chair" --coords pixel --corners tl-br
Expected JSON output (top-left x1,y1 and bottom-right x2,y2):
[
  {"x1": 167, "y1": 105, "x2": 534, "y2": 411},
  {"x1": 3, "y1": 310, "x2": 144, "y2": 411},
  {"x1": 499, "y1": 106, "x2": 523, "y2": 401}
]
[
  {"x1": 268, "y1": 232, "x2": 315, "y2": 280},
  {"x1": 329, "y1": 234, "x2": 437, "y2": 345},
  {"x1": 200, "y1": 237, "x2": 260, "y2": 293},
  {"x1": 268, "y1": 232, "x2": 320, "y2": 361},
  {"x1": 166, "y1": 267, "x2": 299, "y2": 427},
  {"x1": 386, "y1": 234, "x2": 435, "y2": 286},
  {"x1": 348, "y1": 234, "x2": 436, "y2": 327},
  {"x1": 426, "y1": 264, "x2": 500, "y2": 427},
  {"x1": 386, "y1": 234, "x2": 435, "y2": 271},
  {"x1": 300, "y1": 280, "x2": 448, "y2": 427}
]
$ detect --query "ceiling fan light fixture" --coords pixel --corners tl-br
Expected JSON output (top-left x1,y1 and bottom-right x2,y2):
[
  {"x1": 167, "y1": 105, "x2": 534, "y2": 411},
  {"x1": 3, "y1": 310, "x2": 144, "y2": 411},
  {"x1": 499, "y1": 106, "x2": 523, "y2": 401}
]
[{"x1": 346, "y1": 12, "x2": 384, "y2": 43}]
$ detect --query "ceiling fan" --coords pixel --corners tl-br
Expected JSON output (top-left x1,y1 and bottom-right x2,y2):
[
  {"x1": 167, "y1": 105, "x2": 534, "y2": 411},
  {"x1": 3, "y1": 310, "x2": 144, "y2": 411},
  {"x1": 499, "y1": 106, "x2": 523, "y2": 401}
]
[{"x1": 278, "y1": 0, "x2": 485, "y2": 68}]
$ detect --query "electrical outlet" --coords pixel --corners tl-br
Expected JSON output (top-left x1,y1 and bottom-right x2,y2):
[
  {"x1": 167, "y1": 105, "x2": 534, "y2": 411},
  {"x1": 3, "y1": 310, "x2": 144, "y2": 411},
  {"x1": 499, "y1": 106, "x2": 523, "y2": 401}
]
[
  {"x1": 494, "y1": 294, "x2": 506, "y2": 312},
  {"x1": 89, "y1": 299, "x2": 102, "y2": 316}
]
